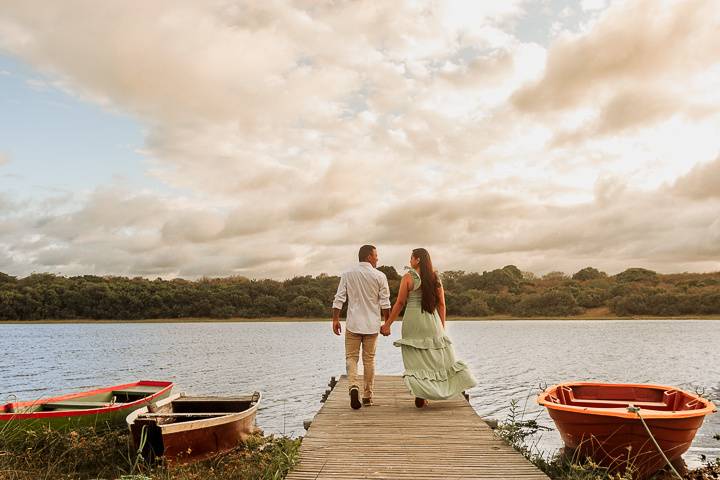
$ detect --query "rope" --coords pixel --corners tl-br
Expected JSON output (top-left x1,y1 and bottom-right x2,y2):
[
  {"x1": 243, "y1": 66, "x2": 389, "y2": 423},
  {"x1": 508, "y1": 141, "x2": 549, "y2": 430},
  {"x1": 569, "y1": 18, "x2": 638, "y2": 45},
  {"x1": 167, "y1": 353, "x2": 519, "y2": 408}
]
[{"x1": 626, "y1": 405, "x2": 682, "y2": 479}]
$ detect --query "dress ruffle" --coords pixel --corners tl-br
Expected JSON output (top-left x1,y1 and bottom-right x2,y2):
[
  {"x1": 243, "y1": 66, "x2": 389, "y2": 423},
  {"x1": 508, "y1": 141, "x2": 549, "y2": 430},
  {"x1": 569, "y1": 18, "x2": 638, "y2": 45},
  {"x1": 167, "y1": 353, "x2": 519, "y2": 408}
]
[
  {"x1": 393, "y1": 334, "x2": 452, "y2": 350},
  {"x1": 403, "y1": 360, "x2": 469, "y2": 381}
]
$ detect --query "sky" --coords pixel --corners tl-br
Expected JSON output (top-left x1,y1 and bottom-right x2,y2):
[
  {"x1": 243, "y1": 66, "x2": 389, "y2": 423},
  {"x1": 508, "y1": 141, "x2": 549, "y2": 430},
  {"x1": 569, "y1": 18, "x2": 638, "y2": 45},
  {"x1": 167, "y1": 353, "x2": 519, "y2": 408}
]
[{"x1": 0, "y1": 0, "x2": 719, "y2": 280}]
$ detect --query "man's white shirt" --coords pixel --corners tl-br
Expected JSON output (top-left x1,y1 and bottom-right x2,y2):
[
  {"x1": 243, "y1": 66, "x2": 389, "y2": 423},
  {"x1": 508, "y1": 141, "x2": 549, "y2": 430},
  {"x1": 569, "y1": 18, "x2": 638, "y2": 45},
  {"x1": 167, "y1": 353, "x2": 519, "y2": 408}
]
[{"x1": 332, "y1": 262, "x2": 391, "y2": 334}]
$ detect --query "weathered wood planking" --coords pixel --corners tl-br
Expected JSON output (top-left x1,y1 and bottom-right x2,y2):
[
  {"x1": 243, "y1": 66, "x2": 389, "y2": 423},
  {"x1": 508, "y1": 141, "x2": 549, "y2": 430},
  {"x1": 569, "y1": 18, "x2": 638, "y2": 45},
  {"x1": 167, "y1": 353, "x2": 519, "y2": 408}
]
[{"x1": 286, "y1": 375, "x2": 549, "y2": 480}]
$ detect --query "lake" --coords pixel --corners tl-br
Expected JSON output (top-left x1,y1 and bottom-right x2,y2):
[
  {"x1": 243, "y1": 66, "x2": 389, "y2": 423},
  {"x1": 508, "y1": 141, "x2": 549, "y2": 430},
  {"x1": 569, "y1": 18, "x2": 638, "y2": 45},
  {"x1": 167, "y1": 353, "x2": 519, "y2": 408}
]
[{"x1": 1, "y1": 320, "x2": 718, "y2": 467}]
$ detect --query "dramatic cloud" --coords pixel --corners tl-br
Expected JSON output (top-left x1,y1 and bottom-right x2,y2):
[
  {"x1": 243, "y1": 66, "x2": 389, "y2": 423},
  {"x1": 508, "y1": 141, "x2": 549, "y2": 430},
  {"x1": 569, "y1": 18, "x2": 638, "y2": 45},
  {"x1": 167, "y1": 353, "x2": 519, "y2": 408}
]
[
  {"x1": 0, "y1": 0, "x2": 718, "y2": 279},
  {"x1": 672, "y1": 156, "x2": 720, "y2": 200},
  {"x1": 513, "y1": 0, "x2": 720, "y2": 113}
]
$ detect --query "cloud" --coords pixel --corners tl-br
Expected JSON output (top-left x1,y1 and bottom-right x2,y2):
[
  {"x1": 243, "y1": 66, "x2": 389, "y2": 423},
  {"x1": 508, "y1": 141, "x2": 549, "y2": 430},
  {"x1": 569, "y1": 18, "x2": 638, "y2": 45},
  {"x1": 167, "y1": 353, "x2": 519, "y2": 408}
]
[
  {"x1": 672, "y1": 156, "x2": 720, "y2": 200},
  {"x1": 581, "y1": 0, "x2": 607, "y2": 11},
  {"x1": 513, "y1": 0, "x2": 720, "y2": 114},
  {"x1": 0, "y1": 152, "x2": 10, "y2": 165},
  {"x1": 1, "y1": 164, "x2": 719, "y2": 279},
  {"x1": 550, "y1": 88, "x2": 687, "y2": 146},
  {"x1": 0, "y1": 1, "x2": 718, "y2": 279}
]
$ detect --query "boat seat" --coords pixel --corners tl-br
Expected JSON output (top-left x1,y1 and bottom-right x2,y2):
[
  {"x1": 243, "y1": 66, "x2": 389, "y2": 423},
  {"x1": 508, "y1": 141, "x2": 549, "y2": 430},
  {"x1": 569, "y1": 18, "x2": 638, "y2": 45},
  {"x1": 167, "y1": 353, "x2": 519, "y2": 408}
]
[
  {"x1": 558, "y1": 386, "x2": 668, "y2": 409},
  {"x1": 111, "y1": 387, "x2": 159, "y2": 403},
  {"x1": 569, "y1": 398, "x2": 668, "y2": 408},
  {"x1": 112, "y1": 386, "x2": 160, "y2": 394},
  {"x1": 172, "y1": 396, "x2": 254, "y2": 403},
  {"x1": 43, "y1": 401, "x2": 113, "y2": 410}
]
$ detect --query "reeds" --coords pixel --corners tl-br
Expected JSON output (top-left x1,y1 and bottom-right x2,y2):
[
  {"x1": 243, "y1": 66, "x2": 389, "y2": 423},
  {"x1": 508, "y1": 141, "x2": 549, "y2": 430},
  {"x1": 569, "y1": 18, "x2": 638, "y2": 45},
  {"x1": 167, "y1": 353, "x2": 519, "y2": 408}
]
[{"x1": 0, "y1": 420, "x2": 300, "y2": 480}]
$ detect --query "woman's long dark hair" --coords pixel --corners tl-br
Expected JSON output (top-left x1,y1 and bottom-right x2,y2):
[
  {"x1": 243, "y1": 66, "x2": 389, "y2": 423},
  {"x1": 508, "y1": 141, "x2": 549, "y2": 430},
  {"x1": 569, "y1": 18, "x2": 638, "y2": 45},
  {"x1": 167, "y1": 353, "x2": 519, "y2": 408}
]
[{"x1": 412, "y1": 248, "x2": 439, "y2": 313}]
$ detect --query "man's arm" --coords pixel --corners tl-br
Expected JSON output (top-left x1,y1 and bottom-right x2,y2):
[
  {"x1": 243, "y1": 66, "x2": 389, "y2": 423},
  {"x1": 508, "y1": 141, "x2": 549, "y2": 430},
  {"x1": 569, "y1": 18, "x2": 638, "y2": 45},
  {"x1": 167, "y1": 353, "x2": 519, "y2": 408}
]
[
  {"x1": 379, "y1": 274, "x2": 391, "y2": 329},
  {"x1": 331, "y1": 274, "x2": 347, "y2": 336}
]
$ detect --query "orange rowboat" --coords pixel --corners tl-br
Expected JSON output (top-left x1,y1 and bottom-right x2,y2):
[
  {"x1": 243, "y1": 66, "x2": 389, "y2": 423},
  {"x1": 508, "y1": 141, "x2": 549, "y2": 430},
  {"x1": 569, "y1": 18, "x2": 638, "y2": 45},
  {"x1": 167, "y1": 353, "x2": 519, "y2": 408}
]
[{"x1": 538, "y1": 382, "x2": 716, "y2": 479}]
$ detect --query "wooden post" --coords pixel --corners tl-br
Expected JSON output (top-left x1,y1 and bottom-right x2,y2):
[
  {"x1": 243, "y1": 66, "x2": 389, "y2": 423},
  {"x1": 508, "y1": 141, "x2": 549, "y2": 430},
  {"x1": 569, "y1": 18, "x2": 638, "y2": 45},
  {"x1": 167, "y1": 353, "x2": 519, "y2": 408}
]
[
  {"x1": 483, "y1": 418, "x2": 499, "y2": 429},
  {"x1": 320, "y1": 389, "x2": 331, "y2": 403}
]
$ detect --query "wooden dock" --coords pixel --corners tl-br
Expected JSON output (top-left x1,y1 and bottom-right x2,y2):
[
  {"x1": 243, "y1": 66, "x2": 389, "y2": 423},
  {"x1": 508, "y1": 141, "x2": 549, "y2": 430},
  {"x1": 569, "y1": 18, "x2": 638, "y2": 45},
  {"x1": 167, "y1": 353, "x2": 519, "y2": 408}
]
[{"x1": 286, "y1": 375, "x2": 550, "y2": 480}]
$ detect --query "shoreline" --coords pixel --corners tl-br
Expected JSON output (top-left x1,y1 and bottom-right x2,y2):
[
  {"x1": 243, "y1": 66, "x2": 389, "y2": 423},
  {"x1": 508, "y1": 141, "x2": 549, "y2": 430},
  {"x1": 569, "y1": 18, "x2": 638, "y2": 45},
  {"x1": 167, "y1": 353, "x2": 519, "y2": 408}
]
[{"x1": 2, "y1": 314, "x2": 720, "y2": 324}]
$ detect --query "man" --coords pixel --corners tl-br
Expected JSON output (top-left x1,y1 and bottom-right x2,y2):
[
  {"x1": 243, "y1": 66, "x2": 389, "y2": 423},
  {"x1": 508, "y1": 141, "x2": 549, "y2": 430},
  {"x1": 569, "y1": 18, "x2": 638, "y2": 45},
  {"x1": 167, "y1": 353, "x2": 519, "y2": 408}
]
[{"x1": 332, "y1": 244, "x2": 391, "y2": 409}]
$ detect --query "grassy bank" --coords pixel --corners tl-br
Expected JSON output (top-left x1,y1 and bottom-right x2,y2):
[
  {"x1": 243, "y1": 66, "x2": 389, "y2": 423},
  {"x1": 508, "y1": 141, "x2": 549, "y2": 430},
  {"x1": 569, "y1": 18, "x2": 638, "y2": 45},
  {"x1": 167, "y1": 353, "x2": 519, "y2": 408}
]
[
  {"x1": 1, "y1": 410, "x2": 718, "y2": 479},
  {"x1": 495, "y1": 400, "x2": 720, "y2": 480},
  {"x1": 0, "y1": 423, "x2": 300, "y2": 480}
]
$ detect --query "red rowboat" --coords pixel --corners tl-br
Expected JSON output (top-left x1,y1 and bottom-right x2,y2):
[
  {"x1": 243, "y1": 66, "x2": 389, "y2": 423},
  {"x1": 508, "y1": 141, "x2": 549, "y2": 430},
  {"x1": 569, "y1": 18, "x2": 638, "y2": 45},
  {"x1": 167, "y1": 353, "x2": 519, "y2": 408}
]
[
  {"x1": 538, "y1": 382, "x2": 717, "y2": 479},
  {"x1": 0, "y1": 380, "x2": 174, "y2": 430}
]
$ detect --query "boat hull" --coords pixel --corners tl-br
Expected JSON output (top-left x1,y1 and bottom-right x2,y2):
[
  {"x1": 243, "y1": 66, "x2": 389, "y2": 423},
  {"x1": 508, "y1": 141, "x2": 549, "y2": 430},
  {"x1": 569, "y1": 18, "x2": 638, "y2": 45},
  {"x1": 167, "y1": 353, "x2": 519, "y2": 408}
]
[
  {"x1": 127, "y1": 393, "x2": 261, "y2": 464},
  {"x1": 538, "y1": 382, "x2": 716, "y2": 479},
  {"x1": 0, "y1": 381, "x2": 173, "y2": 431},
  {"x1": 158, "y1": 409, "x2": 258, "y2": 461},
  {"x1": 547, "y1": 407, "x2": 706, "y2": 477}
]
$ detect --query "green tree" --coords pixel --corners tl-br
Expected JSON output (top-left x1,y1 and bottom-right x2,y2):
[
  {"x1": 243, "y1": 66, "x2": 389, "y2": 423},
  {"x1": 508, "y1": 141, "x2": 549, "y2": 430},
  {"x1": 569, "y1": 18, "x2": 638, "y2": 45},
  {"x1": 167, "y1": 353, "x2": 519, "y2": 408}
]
[{"x1": 286, "y1": 296, "x2": 326, "y2": 318}]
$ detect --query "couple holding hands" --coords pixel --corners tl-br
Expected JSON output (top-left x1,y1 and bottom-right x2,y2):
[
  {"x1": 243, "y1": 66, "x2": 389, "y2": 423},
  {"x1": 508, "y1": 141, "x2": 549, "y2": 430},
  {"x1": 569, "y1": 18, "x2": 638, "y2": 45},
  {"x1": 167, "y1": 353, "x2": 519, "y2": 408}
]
[{"x1": 332, "y1": 245, "x2": 477, "y2": 410}]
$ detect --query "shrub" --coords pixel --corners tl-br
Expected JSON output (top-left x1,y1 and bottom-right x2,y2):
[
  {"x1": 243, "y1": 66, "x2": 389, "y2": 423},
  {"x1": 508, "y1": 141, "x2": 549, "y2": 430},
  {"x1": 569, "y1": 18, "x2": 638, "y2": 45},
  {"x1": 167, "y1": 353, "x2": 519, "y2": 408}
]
[
  {"x1": 614, "y1": 268, "x2": 658, "y2": 283},
  {"x1": 572, "y1": 267, "x2": 607, "y2": 281},
  {"x1": 512, "y1": 291, "x2": 581, "y2": 317}
]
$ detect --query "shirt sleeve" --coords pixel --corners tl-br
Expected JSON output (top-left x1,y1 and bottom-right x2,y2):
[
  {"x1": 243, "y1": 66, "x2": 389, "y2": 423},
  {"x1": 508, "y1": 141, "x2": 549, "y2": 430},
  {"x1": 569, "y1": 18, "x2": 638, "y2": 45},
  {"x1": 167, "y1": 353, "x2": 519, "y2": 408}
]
[
  {"x1": 332, "y1": 273, "x2": 348, "y2": 310},
  {"x1": 378, "y1": 273, "x2": 391, "y2": 310}
]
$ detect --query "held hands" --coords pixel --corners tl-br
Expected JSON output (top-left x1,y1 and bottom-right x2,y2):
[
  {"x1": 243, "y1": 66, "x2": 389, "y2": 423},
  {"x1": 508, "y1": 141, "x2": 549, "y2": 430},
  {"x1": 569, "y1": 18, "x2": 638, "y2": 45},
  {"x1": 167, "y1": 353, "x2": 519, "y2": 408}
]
[
  {"x1": 380, "y1": 321, "x2": 391, "y2": 336},
  {"x1": 332, "y1": 318, "x2": 342, "y2": 336}
]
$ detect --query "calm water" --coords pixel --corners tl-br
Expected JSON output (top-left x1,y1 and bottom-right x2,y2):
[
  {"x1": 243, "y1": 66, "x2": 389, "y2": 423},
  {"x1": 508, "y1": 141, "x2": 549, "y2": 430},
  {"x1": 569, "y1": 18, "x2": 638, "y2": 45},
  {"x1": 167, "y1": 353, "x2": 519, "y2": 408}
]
[{"x1": 1, "y1": 320, "x2": 718, "y2": 466}]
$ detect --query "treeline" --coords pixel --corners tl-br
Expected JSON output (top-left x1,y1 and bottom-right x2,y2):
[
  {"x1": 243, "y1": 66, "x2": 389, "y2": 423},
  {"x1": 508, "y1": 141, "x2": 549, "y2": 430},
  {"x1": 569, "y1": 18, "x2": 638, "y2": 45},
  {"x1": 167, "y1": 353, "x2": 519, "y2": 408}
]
[
  {"x1": 1, "y1": 266, "x2": 719, "y2": 320},
  {"x1": 440, "y1": 266, "x2": 720, "y2": 317}
]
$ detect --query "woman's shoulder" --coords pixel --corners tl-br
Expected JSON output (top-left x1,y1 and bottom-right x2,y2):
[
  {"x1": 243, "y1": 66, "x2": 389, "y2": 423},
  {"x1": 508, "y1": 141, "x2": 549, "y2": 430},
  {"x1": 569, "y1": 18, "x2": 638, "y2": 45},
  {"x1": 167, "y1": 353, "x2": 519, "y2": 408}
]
[
  {"x1": 405, "y1": 268, "x2": 420, "y2": 279},
  {"x1": 404, "y1": 269, "x2": 420, "y2": 288}
]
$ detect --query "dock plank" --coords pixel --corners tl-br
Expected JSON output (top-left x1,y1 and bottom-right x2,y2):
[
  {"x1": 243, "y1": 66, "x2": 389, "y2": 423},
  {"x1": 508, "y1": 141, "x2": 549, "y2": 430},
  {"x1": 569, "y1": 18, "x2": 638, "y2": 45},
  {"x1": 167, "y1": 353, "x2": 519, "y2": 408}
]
[{"x1": 286, "y1": 375, "x2": 549, "y2": 480}]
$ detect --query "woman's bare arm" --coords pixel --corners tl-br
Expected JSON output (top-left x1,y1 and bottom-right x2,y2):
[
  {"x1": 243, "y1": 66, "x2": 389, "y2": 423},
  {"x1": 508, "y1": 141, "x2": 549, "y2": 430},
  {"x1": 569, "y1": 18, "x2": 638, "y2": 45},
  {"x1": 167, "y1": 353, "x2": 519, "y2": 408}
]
[
  {"x1": 437, "y1": 282, "x2": 446, "y2": 328},
  {"x1": 382, "y1": 274, "x2": 412, "y2": 332}
]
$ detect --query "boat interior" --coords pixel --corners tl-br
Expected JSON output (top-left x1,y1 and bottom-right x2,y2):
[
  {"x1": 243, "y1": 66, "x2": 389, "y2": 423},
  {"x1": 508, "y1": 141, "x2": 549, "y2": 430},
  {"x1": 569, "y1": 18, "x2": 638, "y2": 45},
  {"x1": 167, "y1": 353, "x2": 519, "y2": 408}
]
[
  {"x1": 3, "y1": 385, "x2": 162, "y2": 413},
  {"x1": 138, "y1": 395, "x2": 257, "y2": 425},
  {"x1": 550, "y1": 385, "x2": 706, "y2": 412}
]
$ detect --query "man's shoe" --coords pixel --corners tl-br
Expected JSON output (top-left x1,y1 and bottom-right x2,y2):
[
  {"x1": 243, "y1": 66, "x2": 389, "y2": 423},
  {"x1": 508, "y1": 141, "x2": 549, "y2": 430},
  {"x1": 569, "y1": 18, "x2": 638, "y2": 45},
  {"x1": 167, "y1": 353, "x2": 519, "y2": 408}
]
[
  {"x1": 362, "y1": 397, "x2": 374, "y2": 406},
  {"x1": 349, "y1": 387, "x2": 362, "y2": 410}
]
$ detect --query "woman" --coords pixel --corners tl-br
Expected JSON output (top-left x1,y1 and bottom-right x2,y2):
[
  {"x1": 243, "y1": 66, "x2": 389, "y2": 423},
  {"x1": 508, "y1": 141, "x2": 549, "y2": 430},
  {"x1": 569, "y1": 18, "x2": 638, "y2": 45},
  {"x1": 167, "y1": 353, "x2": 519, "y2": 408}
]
[{"x1": 381, "y1": 248, "x2": 477, "y2": 407}]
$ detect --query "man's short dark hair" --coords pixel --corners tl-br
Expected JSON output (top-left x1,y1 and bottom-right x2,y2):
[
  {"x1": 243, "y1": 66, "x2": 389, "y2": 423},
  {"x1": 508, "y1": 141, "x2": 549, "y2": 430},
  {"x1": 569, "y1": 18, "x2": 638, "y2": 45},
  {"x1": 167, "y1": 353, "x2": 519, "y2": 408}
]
[{"x1": 358, "y1": 244, "x2": 376, "y2": 262}]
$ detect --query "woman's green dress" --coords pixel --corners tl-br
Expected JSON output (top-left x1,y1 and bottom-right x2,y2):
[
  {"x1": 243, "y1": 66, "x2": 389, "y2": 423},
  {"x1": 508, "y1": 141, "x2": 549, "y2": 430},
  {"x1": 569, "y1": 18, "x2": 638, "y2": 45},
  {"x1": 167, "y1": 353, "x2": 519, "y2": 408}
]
[{"x1": 393, "y1": 269, "x2": 477, "y2": 400}]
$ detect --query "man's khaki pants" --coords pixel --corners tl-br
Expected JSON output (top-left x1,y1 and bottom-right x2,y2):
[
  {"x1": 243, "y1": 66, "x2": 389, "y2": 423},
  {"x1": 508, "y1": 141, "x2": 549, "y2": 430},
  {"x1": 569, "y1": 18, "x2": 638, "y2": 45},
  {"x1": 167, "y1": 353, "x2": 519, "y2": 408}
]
[{"x1": 345, "y1": 330, "x2": 378, "y2": 400}]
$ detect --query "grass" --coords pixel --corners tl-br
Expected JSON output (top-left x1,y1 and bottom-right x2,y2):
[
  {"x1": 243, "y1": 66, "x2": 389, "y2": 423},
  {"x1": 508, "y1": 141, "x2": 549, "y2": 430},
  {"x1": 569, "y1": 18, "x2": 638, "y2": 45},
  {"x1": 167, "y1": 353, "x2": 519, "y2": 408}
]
[
  {"x1": 495, "y1": 399, "x2": 720, "y2": 480},
  {"x1": 0, "y1": 421, "x2": 301, "y2": 480},
  {"x1": 4, "y1": 310, "x2": 720, "y2": 324}
]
